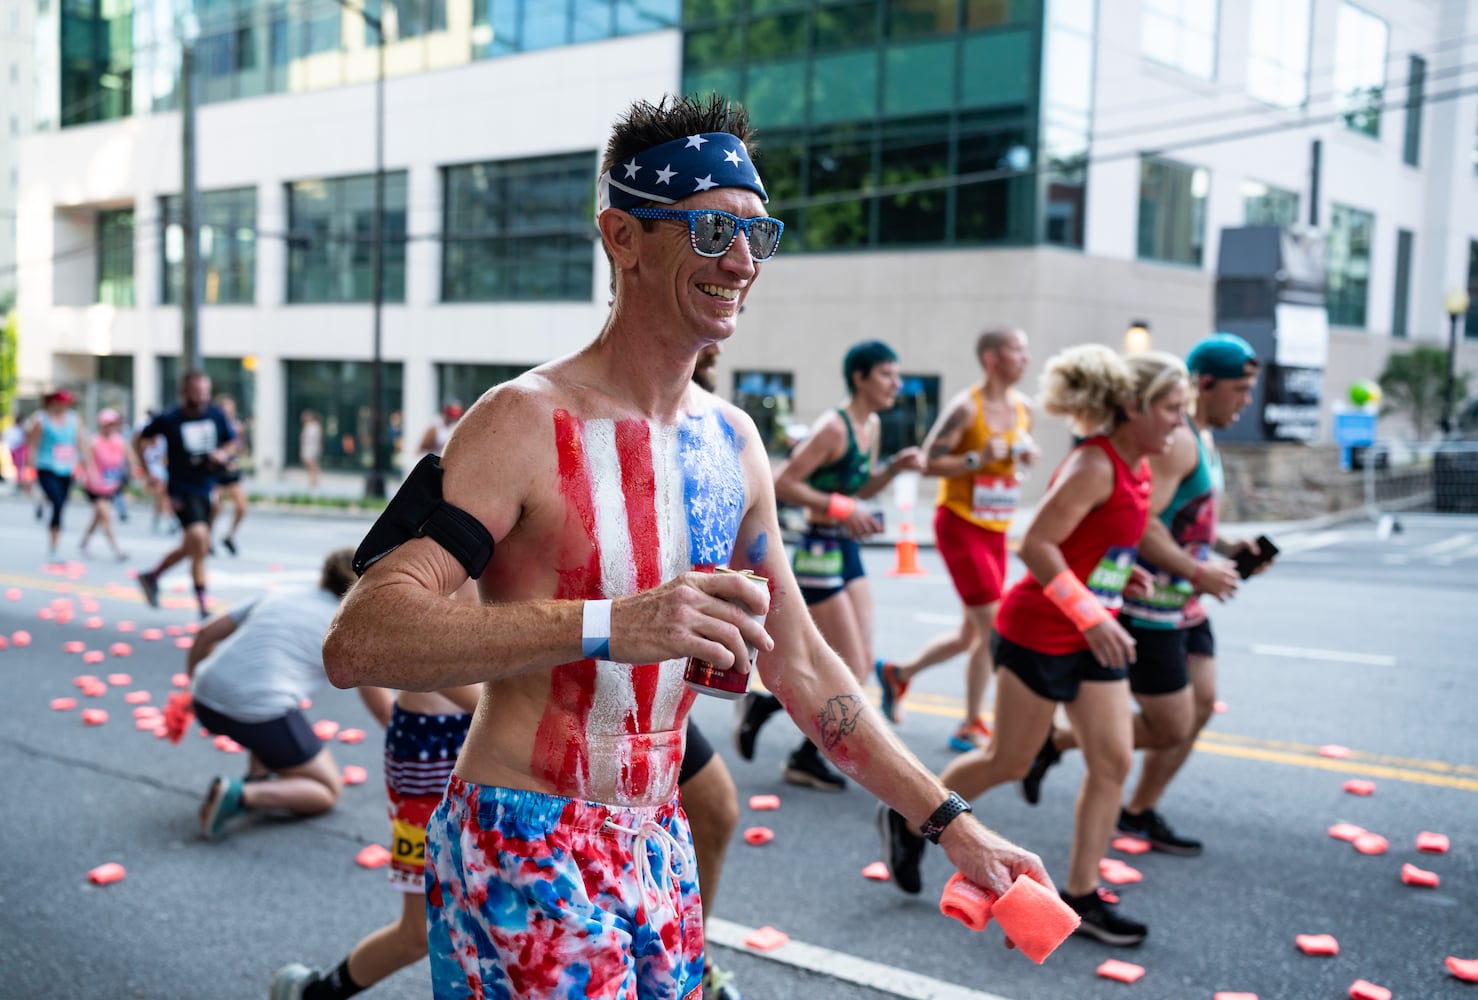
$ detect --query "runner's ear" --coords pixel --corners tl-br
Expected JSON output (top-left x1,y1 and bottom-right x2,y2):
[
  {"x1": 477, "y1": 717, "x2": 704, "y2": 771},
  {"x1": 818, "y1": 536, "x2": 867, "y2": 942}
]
[{"x1": 353, "y1": 454, "x2": 494, "y2": 580}]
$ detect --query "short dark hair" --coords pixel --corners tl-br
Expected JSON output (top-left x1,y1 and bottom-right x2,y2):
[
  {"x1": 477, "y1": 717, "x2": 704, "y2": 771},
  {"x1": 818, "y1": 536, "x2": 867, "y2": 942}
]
[
  {"x1": 180, "y1": 369, "x2": 209, "y2": 391},
  {"x1": 602, "y1": 94, "x2": 755, "y2": 180},
  {"x1": 843, "y1": 340, "x2": 898, "y2": 392}
]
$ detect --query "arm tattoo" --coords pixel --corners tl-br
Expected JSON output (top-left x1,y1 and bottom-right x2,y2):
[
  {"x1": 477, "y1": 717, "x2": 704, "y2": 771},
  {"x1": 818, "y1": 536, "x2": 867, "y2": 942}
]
[
  {"x1": 812, "y1": 694, "x2": 864, "y2": 750},
  {"x1": 926, "y1": 408, "x2": 968, "y2": 459}
]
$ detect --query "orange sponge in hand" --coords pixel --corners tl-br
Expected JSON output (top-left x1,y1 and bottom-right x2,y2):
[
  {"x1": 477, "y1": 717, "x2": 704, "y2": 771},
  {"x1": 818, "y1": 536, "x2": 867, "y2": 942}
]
[
  {"x1": 939, "y1": 872, "x2": 996, "y2": 931},
  {"x1": 991, "y1": 875, "x2": 1081, "y2": 964}
]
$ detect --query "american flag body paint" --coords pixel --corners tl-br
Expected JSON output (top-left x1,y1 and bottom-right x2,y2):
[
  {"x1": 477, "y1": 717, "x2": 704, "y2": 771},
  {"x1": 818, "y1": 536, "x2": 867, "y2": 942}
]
[
  {"x1": 685, "y1": 567, "x2": 768, "y2": 698},
  {"x1": 538, "y1": 407, "x2": 745, "y2": 804}
]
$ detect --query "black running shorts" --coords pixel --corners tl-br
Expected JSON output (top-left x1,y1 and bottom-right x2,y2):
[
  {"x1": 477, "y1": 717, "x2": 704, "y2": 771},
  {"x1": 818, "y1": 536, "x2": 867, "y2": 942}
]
[{"x1": 993, "y1": 632, "x2": 1128, "y2": 703}]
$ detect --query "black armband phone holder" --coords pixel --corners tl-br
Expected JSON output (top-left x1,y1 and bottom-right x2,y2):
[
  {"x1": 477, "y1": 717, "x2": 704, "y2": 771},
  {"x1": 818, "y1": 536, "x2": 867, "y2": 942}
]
[{"x1": 352, "y1": 454, "x2": 494, "y2": 579}]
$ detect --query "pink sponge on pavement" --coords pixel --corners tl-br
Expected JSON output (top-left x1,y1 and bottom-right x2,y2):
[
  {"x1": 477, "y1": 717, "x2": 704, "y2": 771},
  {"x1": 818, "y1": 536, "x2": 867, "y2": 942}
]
[
  {"x1": 990, "y1": 875, "x2": 1080, "y2": 964},
  {"x1": 939, "y1": 872, "x2": 996, "y2": 931}
]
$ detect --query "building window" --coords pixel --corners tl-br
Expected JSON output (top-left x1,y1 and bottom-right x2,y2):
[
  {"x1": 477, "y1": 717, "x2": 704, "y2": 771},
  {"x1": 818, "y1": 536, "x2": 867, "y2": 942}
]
[
  {"x1": 1242, "y1": 180, "x2": 1299, "y2": 226},
  {"x1": 283, "y1": 360, "x2": 404, "y2": 471},
  {"x1": 1391, "y1": 229, "x2": 1413, "y2": 339},
  {"x1": 97, "y1": 208, "x2": 135, "y2": 306},
  {"x1": 1326, "y1": 203, "x2": 1373, "y2": 328},
  {"x1": 1141, "y1": 0, "x2": 1217, "y2": 81},
  {"x1": 1403, "y1": 55, "x2": 1425, "y2": 167},
  {"x1": 436, "y1": 363, "x2": 531, "y2": 413},
  {"x1": 733, "y1": 370, "x2": 795, "y2": 455},
  {"x1": 441, "y1": 153, "x2": 595, "y2": 303},
  {"x1": 156, "y1": 356, "x2": 254, "y2": 421},
  {"x1": 160, "y1": 188, "x2": 257, "y2": 305},
  {"x1": 1137, "y1": 156, "x2": 1208, "y2": 267},
  {"x1": 286, "y1": 173, "x2": 408, "y2": 304},
  {"x1": 1247, "y1": 0, "x2": 1308, "y2": 108},
  {"x1": 1467, "y1": 240, "x2": 1478, "y2": 339},
  {"x1": 1334, "y1": 3, "x2": 1387, "y2": 138},
  {"x1": 879, "y1": 374, "x2": 940, "y2": 458},
  {"x1": 1040, "y1": 0, "x2": 1097, "y2": 248}
]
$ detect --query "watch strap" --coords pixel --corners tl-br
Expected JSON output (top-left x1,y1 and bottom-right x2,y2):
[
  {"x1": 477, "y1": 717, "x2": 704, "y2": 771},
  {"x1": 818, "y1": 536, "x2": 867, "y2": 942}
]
[{"x1": 920, "y1": 791, "x2": 972, "y2": 844}]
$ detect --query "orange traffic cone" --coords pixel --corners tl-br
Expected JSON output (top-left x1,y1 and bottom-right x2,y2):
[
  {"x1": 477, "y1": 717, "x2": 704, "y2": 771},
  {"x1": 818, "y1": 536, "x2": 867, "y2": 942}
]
[{"x1": 889, "y1": 517, "x2": 927, "y2": 577}]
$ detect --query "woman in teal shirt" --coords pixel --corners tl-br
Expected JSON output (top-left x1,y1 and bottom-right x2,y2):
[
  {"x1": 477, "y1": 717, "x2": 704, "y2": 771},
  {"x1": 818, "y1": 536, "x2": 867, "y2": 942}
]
[
  {"x1": 733, "y1": 341, "x2": 923, "y2": 792},
  {"x1": 27, "y1": 389, "x2": 90, "y2": 561}
]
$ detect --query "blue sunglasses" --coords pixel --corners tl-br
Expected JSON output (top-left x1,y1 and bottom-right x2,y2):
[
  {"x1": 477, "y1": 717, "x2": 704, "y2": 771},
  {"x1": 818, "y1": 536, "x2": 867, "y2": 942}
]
[{"x1": 627, "y1": 208, "x2": 785, "y2": 261}]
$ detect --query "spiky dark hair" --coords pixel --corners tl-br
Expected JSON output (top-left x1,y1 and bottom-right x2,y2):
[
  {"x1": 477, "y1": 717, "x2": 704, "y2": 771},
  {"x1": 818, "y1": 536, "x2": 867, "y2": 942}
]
[{"x1": 602, "y1": 93, "x2": 755, "y2": 177}]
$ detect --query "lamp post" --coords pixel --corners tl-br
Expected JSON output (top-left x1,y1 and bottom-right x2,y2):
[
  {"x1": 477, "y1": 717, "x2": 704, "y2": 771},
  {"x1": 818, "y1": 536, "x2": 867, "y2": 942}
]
[
  {"x1": 336, "y1": 0, "x2": 387, "y2": 499},
  {"x1": 1441, "y1": 288, "x2": 1471, "y2": 437},
  {"x1": 1124, "y1": 319, "x2": 1151, "y2": 354}
]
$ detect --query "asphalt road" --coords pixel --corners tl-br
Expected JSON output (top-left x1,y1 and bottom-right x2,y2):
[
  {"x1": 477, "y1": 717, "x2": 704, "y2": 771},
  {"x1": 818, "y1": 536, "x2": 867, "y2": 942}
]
[{"x1": 0, "y1": 496, "x2": 1474, "y2": 1000}]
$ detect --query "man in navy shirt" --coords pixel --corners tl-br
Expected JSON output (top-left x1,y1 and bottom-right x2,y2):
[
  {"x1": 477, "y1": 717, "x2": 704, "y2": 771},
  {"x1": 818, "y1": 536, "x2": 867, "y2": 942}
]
[{"x1": 133, "y1": 370, "x2": 238, "y2": 617}]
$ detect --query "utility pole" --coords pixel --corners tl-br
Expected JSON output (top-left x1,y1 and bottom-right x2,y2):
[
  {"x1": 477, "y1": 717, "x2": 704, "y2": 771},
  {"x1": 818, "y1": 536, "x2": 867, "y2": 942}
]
[
  {"x1": 366, "y1": 15, "x2": 386, "y2": 498},
  {"x1": 180, "y1": 23, "x2": 204, "y2": 372}
]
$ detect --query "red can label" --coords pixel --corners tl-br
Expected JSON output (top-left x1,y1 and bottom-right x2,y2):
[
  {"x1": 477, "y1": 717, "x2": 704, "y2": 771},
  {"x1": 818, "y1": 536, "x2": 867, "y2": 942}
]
[{"x1": 684, "y1": 567, "x2": 768, "y2": 700}]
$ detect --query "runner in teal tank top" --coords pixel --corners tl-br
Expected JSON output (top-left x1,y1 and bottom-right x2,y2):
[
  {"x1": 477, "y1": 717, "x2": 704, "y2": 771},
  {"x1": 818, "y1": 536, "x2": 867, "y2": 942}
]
[
  {"x1": 26, "y1": 389, "x2": 91, "y2": 561},
  {"x1": 1022, "y1": 333, "x2": 1276, "y2": 859},
  {"x1": 733, "y1": 340, "x2": 923, "y2": 792}
]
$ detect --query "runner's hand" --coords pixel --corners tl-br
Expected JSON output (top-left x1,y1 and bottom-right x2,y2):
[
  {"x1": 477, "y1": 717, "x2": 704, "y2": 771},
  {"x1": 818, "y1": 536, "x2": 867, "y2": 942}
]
[
  {"x1": 888, "y1": 447, "x2": 925, "y2": 475},
  {"x1": 610, "y1": 572, "x2": 772, "y2": 669},
  {"x1": 1124, "y1": 565, "x2": 1154, "y2": 600},
  {"x1": 1083, "y1": 616, "x2": 1136, "y2": 668},
  {"x1": 842, "y1": 505, "x2": 883, "y2": 540},
  {"x1": 939, "y1": 815, "x2": 1053, "y2": 901},
  {"x1": 1195, "y1": 559, "x2": 1240, "y2": 599}
]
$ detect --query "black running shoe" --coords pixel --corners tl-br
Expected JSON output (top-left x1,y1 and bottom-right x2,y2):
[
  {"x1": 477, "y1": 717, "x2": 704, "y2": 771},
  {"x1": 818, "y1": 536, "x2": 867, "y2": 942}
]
[
  {"x1": 137, "y1": 571, "x2": 160, "y2": 609},
  {"x1": 1117, "y1": 807, "x2": 1203, "y2": 857},
  {"x1": 732, "y1": 692, "x2": 781, "y2": 761},
  {"x1": 875, "y1": 805, "x2": 926, "y2": 895},
  {"x1": 781, "y1": 742, "x2": 846, "y2": 792},
  {"x1": 1020, "y1": 730, "x2": 1063, "y2": 806},
  {"x1": 1064, "y1": 887, "x2": 1148, "y2": 946},
  {"x1": 223, "y1": 536, "x2": 237, "y2": 556}
]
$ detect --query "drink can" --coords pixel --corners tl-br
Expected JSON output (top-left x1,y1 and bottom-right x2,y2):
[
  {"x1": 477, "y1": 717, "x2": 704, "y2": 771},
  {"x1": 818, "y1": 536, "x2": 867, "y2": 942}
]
[{"x1": 684, "y1": 567, "x2": 769, "y2": 699}]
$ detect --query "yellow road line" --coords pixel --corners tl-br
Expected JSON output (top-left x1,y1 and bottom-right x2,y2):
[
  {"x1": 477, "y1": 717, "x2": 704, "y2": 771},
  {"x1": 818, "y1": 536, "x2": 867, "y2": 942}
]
[
  {"x1": 0, "y1": 571, "x2": 145, "y2": 603},
  {"x1": 887, "y1": 695, "x2": 1478, "y2": 792}
]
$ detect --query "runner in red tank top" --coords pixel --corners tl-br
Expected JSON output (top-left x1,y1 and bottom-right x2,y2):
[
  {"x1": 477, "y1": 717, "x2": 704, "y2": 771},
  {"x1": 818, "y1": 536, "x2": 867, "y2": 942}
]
[{"x1": 877, "y1": 345, "x2": 1189, "y2": 949}]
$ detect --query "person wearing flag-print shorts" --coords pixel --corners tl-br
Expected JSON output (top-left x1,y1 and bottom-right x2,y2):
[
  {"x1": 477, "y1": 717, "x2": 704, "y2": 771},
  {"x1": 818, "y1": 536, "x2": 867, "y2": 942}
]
[{"x1": 325, "y1": 94, "x2": 1049, "y2": 1000}]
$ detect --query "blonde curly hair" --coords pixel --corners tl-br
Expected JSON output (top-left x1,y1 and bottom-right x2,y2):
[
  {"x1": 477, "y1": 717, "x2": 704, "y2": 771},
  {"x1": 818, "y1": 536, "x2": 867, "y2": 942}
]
[{"x1": 1040, "y1": 345, "x2": 1188, "y2": 437}]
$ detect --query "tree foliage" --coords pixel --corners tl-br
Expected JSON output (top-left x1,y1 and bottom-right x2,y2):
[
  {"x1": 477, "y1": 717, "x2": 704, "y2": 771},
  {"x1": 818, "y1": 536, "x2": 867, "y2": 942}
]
[
  {"x1": 0, "y1": 308, "x2": 17, "y2": 425},
  {"x1": 1378, "y1": 346, "x2": 1469, "y2": 439}
]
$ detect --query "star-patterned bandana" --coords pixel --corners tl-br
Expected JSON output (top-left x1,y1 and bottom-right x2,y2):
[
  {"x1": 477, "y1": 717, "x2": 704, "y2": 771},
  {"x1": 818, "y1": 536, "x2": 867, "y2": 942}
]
[{"x1": 597, "y1": 132, "x2": 768, "y2": 213}]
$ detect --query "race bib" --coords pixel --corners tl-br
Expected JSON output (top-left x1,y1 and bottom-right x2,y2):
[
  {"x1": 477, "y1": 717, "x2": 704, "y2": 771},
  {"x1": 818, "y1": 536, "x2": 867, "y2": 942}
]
[
  {"x1": 1084, "y1": 546, "x2": 1137, "y2": 611},
  {"x1": 971, "y1": 475, "x2": 1020, "y2": 523},
  {"x1": 179, "y1": 418, "x2": 219, "y2": 457},
  {"x1": 792, "y1": 537, "x2": 844, "y2": 588}
]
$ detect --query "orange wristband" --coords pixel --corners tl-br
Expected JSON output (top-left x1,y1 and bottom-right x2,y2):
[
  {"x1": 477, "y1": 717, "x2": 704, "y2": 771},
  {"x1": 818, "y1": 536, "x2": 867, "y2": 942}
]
[
  {"x1": 1044, "y1": 570, "x2": 1110, "y2": 632},
  {"x1": 1190, "y1": 564, "x2": 1205, "y2": 590},
  {"x1": 826, "y1": 493, "x2": 856, "y2": 520}
]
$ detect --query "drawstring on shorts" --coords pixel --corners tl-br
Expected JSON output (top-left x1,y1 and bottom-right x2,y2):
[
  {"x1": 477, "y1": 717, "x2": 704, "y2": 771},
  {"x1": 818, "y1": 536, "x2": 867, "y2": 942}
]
[{"x1": 603, "y1": 816, "x2": 694, "y2": 918}]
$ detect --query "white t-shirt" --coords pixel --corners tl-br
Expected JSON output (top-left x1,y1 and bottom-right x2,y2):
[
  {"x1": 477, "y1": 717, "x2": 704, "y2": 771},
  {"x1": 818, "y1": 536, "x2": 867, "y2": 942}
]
[{"x1": 191, "y1": 587, "x2": 341, "y2": 722}]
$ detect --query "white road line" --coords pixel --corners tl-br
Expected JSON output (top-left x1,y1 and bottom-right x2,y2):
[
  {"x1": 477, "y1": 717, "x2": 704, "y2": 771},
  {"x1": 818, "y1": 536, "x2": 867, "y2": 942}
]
[
  {"x1": 1274, "y1": 530, "x2": 1351, "y2": 554},
  {"x1": 1249, "y1": 644, "x2": 1397, "y2": 667},
  {"x1": 1414, "y1": 533, "x2": 1476, "y2": 557},
  {"x1": 706, "y1": 918, "x2": 1015, "y2": 1000},
  {"x1": 1434, "y1": 541, "x2": 1478, "y2": 566},
  {"x1": 913, "y1": 612, "x2": 962, "y2": 625}
]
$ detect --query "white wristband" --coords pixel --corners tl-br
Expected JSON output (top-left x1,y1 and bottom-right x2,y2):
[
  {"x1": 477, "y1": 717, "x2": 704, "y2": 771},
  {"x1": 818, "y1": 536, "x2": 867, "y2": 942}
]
[{"x1": 582, "y1": 599, "x2": 612, "y2": 660}]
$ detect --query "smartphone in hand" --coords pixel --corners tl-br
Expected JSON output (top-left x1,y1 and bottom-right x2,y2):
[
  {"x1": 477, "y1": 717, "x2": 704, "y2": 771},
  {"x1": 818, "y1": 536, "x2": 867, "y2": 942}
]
[{"x1": 1233, "y1": 535, "x2": 1279, "y2": 579}]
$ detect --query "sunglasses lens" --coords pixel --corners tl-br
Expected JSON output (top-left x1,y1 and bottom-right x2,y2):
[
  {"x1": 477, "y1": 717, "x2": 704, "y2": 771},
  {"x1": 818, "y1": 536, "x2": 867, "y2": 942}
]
[
  {"x1": 747, "y1": 219, "x2": 781, "y2": 260},
  {"x1": 691, "y1": 213, "x2": 738, "y2": 256}
]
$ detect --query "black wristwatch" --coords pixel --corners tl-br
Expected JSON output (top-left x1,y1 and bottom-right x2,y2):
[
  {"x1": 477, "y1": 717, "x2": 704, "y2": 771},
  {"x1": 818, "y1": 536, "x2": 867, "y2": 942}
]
[{"x1": 920, "y1": 791, "x2": 972, "y2": 844}]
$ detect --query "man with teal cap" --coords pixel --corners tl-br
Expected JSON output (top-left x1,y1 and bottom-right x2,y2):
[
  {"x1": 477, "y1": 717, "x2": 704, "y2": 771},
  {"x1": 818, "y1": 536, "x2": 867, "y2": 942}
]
[{"x1": 1020, "y1": 332, "x2": 1273, "y2": 856}]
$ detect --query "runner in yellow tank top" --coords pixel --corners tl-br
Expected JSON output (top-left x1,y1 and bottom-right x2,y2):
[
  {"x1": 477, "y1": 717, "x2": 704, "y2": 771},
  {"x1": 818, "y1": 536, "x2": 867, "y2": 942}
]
[{"x1": 876, "y1": 328, "x2": 1040, "y2": 752}]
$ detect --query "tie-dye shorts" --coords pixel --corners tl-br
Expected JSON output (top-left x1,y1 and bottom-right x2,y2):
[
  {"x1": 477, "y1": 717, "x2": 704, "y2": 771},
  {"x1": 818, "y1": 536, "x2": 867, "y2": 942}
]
[{"x1": 426, "y1": 777, "x2": 705, "y2": 1000}]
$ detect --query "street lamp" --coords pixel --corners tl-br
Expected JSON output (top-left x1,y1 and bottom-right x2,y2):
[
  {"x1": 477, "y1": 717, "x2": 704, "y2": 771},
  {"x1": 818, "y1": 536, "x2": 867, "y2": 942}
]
[
  {"x1": 1124, "y1": 320, "x2": 1152, "y2": 354},
  {"x1": 336, "y1": 0, "x2": 387, "y2": 498},
  {"x1": 1441, "y1": 287, "x2": 1470, "y2": 437}
]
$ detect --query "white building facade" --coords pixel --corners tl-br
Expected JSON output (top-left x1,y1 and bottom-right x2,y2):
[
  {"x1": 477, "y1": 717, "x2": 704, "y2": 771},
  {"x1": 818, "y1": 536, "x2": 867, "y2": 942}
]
[
  {"x1": 1, "y1": 0, "x2": 35, "y2": 305},
  {"x1": 15, "y1": 0, "x2": 1478, "y2": 484}
]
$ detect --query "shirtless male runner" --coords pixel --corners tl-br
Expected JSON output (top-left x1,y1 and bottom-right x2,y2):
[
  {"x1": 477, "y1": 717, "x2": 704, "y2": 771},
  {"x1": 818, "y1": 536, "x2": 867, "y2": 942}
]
[{"x1": 324, "y1": 94, "x2": 1048, "y2": 1000}]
